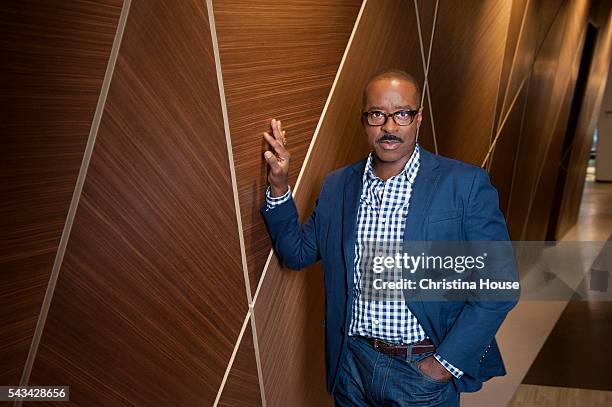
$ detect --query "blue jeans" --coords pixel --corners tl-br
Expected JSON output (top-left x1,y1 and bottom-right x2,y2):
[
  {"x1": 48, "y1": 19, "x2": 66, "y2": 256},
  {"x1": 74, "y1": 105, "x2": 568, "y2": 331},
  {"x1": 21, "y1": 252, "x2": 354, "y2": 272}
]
[{"x1": 334, "y1": 336, "x2": 460, "y2": 406}]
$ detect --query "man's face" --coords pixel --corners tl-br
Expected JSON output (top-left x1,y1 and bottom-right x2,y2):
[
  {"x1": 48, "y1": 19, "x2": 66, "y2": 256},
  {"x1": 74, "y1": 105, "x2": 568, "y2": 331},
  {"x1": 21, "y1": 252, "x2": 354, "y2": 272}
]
[{"x1": 361, "y1": 78, "x2": 422, "y2": 165}]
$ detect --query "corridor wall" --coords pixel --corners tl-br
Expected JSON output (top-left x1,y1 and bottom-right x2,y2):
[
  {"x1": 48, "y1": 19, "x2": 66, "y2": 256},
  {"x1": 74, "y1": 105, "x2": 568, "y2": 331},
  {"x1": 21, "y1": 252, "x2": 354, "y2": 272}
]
[{"x1": 1, "y1": 0, "x2": 611, "y2": 406}]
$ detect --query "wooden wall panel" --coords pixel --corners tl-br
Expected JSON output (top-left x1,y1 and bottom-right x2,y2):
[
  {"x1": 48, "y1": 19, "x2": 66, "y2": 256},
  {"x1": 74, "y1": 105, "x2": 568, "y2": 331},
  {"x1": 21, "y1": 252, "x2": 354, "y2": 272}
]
[
  {"x1": 500, "y1": 0, "x2": 564, "y2": 125},
  {"x1": 506, "y1": 2, "x2": 570, "y2": 239},
  {"x1": 416, "y1": 0, "x2": 437, "y2": 61},
  {"x1": 414, "y1": 0, "x2": 438, "y2": 151},
  {"x1": 489, "y1": 81, "x2": 529, "y2": 214},
  {"x1": 25, "y1": 0, "x2": 249, "y2": 405},
  {"x1": 504, "y1": 0, "x2": 597, "y2": 240},
  {"x1": 213, "y1": 0, "x2": 363, "y2": 295},
  {"x1": 218, "y1": 323, "x2": 262, "y2": 407},
  {"x1": 254, "y1": 1, "x2": 426, "y2": 405},
  {"x1": 425, "y1": 0, "x2": 511, "y2": 165},
  {"x1": 558, "y1": 0, "x2": 612, "y2": 239},
  {"x1": 0, "y1": 0, "x2": 122, "y2": 386},
  {"x1": 493, "y1": 0, "x2": 530, "y2": 140},
  {"x1": 488, "y1": 0, "x2": 532, "y2": 174},
  {"x1": 523, "y1": 0, "x2": 590, "y2": 240}
]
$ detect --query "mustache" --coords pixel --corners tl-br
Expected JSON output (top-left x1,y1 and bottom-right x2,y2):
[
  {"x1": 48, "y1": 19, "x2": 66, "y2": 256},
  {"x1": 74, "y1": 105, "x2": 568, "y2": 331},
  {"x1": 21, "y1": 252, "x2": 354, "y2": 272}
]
[{"x1": 377, "y1": 133, "x2": 403, "y2": 143}]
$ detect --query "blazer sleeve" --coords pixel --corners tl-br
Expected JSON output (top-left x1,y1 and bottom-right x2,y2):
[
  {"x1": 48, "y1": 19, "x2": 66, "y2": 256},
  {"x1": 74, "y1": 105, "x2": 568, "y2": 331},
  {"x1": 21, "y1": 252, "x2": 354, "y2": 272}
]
[
  {"x1": 434, "y1": 167, "x2": 519, "y2": 378},
  {"x1": 260, "y1": 189, "x2": 322, "y2": 271}
]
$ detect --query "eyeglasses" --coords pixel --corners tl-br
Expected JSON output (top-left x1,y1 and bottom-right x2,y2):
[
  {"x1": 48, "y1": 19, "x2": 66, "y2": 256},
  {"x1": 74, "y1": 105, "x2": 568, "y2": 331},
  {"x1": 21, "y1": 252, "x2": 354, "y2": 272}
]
[{"x1": 362, "y1": 109, "x2": 420, "y2": 126}]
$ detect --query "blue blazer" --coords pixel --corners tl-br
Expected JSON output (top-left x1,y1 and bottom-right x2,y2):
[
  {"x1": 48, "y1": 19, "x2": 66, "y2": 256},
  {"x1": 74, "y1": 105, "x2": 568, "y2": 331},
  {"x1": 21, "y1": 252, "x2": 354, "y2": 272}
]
[{"x1": 261, "y1": 145, "x2": 518, "y2": 394}]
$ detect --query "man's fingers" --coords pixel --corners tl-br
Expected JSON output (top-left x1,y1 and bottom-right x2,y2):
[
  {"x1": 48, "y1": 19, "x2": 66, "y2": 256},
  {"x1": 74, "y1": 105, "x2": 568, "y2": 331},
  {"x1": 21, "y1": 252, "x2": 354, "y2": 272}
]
[
  {"x1": 263, "y1": 131, "x2": 288, "y2": 157},
  {"x1": 264, "y1": 150, "x2": 280, "y2": 169},
  {"x1": 271, "y1": 119, "x2": 287, "y2": 146},
  {"x1": 272, "y1": 119, "x2": 282, "y2": 141}
]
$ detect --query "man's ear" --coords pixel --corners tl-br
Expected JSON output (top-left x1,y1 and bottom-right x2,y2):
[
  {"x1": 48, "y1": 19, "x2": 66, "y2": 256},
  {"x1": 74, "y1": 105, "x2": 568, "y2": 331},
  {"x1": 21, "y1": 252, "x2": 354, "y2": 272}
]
[{"x1": 416, "y1": 106, "x2": 424, "y2": 127}]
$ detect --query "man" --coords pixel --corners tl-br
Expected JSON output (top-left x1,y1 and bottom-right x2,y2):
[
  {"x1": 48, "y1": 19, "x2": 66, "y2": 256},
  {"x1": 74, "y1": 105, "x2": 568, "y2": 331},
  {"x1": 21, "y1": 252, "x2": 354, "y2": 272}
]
[{"x1": 260, "y1": 69, "x2": 518, "y2": 406}]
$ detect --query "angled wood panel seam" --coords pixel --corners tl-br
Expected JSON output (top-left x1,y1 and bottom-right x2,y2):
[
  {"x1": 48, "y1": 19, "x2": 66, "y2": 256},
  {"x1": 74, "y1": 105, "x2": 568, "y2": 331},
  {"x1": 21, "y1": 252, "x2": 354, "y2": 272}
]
[
  {"x1": 482, "y1": 73, "x2": 530, "y2": 167},
  {"x1": 484, "y1": 0, "x2": 566, "y2": 169},
  {"x1": 213, "y1": 311, "x2": 253, "y2": 407},
  {"x1": 497, "y1": 0, "x2": 532, "y2": 131},
  {"x1": 251, "y1": 0, "x2": 369, "y2": 306},
  {"x1": 414, "y1": 0, "x2": 439, "y2": 154},
  {"x1": 486, "y1": 0, "x2": 532, "y2": 170},
  {"x1": 206, "y1": 0, "x2": 253, "y2": 303},
  {"x1": 206, "y1": 0, "x2": 266, "y2": 404},
  {"x1": 518, "y1": 4, "x2": 577, "y2": 241},
  {"x1": 248, "y1": 308, "x2": 266, "y2": 407},
  {"x1": 15, "y1": 0, "x2": 132, "y2": 399}
]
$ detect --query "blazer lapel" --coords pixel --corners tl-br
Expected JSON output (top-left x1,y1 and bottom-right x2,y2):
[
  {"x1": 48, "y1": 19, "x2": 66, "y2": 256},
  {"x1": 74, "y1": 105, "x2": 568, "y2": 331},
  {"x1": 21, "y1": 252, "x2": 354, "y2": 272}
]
[
  {"x1": 342, "y1": 159, "x2": 366, "y2": 291},
  {"x1": 402, "y1": 146, "x2": 441, "y2": 342},
  {"x1": 403, "y1": 146, "x2": 440, "y2": 241}
]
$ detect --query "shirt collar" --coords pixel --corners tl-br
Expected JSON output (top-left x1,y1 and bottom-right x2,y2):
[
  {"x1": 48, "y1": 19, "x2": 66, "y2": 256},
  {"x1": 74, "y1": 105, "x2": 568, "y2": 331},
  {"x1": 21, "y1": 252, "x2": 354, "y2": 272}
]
[{"x1": 363, "y1": 142, "x2": 421, "y2": 183}]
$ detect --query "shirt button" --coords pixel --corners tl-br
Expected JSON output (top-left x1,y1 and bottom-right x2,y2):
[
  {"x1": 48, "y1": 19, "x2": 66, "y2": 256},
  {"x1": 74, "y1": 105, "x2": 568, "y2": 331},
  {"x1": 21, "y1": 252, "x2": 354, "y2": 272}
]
[
  {"x1": 373, "y1": 319, "x2": 379, "y2": 324},
  {"x1": 380, "y1": 218, "x2": 386, "y2": 223}
]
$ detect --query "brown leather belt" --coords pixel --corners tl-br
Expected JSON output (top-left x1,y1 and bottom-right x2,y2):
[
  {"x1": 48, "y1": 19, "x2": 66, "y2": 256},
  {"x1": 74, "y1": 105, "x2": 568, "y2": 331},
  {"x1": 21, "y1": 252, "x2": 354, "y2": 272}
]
[{"x1": 366, "y1": 337, "x2": 435, "y2": 356}]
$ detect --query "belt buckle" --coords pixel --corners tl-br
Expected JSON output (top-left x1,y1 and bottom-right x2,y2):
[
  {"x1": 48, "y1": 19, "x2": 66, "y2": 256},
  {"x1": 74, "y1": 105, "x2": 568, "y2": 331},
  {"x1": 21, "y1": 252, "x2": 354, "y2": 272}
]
[{"x1": 372, "y1": 338, "x2": 392, "y2": 351}]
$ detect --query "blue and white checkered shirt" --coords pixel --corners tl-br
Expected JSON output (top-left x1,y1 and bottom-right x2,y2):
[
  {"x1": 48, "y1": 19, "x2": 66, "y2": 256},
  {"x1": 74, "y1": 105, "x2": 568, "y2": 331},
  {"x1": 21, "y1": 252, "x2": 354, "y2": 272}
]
[{"x1": 265, "y1": 143, "x2": 463, "y2": 379}]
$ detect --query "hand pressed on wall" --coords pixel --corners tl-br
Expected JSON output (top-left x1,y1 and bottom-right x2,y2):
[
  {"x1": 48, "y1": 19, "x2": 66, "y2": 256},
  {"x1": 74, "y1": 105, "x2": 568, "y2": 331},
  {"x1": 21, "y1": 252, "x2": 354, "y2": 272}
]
[{"x1": 263, "y1": 118, "x2": 290, "y2": 197}]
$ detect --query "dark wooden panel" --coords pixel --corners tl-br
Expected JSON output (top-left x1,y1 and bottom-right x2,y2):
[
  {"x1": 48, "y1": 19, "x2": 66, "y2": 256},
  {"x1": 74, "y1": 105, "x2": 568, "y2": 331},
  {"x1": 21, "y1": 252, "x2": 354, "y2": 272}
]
[
  {"x1": 213, "y1": 0, "x2": 363, "y2": 296},
  {"x1": 254, "y1": 1, "x2": 427, "y2": 405},
  {"x1": 506, "y1": 0, "x2": 596, "y2": 240},
  {"x1": 0, "y1": 0, "x2": 122, "y2": 386},
  {"x1": 416, "y1": 0, "x2": 437, "y2": 67},
  {"x1": 26, "y1": 0, "x2": 248, "y2": 405},
  {"x1": 525, "y1": 0, "x2": 591, "y2": 240},
  {"x1": 414, "y1": 0, "x2": 438, "y2": 151},
  {"x1": 218, "y1": 322, "x2": 262, "y2": 407},
  {"x1": 536, "y1": 0, "x2": 565, "y2": 50},
  {"x1": 498, "y1": 0, "x2": 548, "y2": 125},
  {"x1": 489, "y1": 79, "x2": 529, "y2": 215},
  {"x1": 506, "y1": 1, "x2": 571, "y2": 240},
  {"x1": 427, "y1": 0, "x2": 511, "y2": 165},
  {"x1": 558, "y1": 0, "x2": 612, "y2": 239},
  {"x1": 491, "y1": 0, "x2": 529, "y2": 146}
]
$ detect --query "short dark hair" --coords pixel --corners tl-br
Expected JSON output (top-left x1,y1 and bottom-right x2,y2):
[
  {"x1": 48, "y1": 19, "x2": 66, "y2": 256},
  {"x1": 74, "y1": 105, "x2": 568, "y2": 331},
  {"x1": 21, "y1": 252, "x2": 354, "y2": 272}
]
[{"x1": 362, "y1": 68, "x2": 422, "y2": 109}]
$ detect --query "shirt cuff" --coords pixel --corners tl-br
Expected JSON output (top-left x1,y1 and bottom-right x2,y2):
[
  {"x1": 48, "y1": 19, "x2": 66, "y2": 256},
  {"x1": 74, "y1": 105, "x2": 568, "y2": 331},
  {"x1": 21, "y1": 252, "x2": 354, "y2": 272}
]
[
  {"x1": 434, "y1": 353, "x2": 464, "y2": 379},
  {"x1": 265, "y1": 185, "x2": 291, "y2": 209}
]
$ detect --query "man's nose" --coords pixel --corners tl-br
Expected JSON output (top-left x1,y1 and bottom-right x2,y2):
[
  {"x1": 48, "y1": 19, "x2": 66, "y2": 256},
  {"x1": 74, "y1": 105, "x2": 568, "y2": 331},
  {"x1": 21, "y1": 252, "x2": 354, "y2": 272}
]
[{"x1": 381, "y1": 115, "x2": 398, "y2": 133}]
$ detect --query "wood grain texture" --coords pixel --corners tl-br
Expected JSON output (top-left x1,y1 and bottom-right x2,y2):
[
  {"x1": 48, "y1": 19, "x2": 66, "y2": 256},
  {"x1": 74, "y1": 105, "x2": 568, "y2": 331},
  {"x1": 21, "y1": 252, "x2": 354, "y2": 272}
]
[
  {"x1": 506, "y1": 1, "x2": 569, "y2": 240},
  {"x1": 510, "y1": 384, "x2": 612, "y2": 407},
  {"x1": 505, "y1": 0, "x2": 595, "y2": 240},
  {"x1": 497, "y1": 0, "x2": 560, "y2": 127},
  {"x1": 213, "y1": 0, "x2": 363, "y2": 296},
  {"x1": 424, "y1": 0, "x2": 511, "y2": 165},
  {"x1": 254, "y1": 1, "x2": 426, "y2": 405},
  {"x1": 414, "y1": 0, "x2": 438, "y2": 151},
  {"x1": 527, "y1": 0, "x2": 589, "y2": 241},
  {"x1": 25, "y1": 0, "x2": 249, "y2": 405},
  {"x1": 557, "y1": 0, "x2": 612, "y2": 239},
  {"x1": 218, "y1": 322, "x2": 262, "y2": 407},
  {"x1": 489, "y1": 80, "x2": 529, "y2": 215},
  {"x1": 416, "y1": 0, "x2": 437, "y2": 69},
  {"x1": 489, "y1": 0, "x2": 529, "y2": 156},
  {"x1": 0, "y1": 0, "x2": 122, "y2": 387}
]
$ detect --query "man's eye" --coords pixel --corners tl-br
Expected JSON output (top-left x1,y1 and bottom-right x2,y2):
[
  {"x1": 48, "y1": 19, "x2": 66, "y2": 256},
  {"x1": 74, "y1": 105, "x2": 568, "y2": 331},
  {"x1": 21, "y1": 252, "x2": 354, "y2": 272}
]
[
  {"x1": 396, "y1": 111, "x2": 410, "y2": 118},
  {"x1": 370, "y1": 111, "x2": 384, "y2": 117}
]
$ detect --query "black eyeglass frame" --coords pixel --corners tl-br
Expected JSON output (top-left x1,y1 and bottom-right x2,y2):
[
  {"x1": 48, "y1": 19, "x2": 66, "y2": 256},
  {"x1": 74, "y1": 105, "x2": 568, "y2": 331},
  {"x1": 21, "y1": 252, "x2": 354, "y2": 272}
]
[{"x1": 362, "y1": 108, "x2": 421, "y2": 126}]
